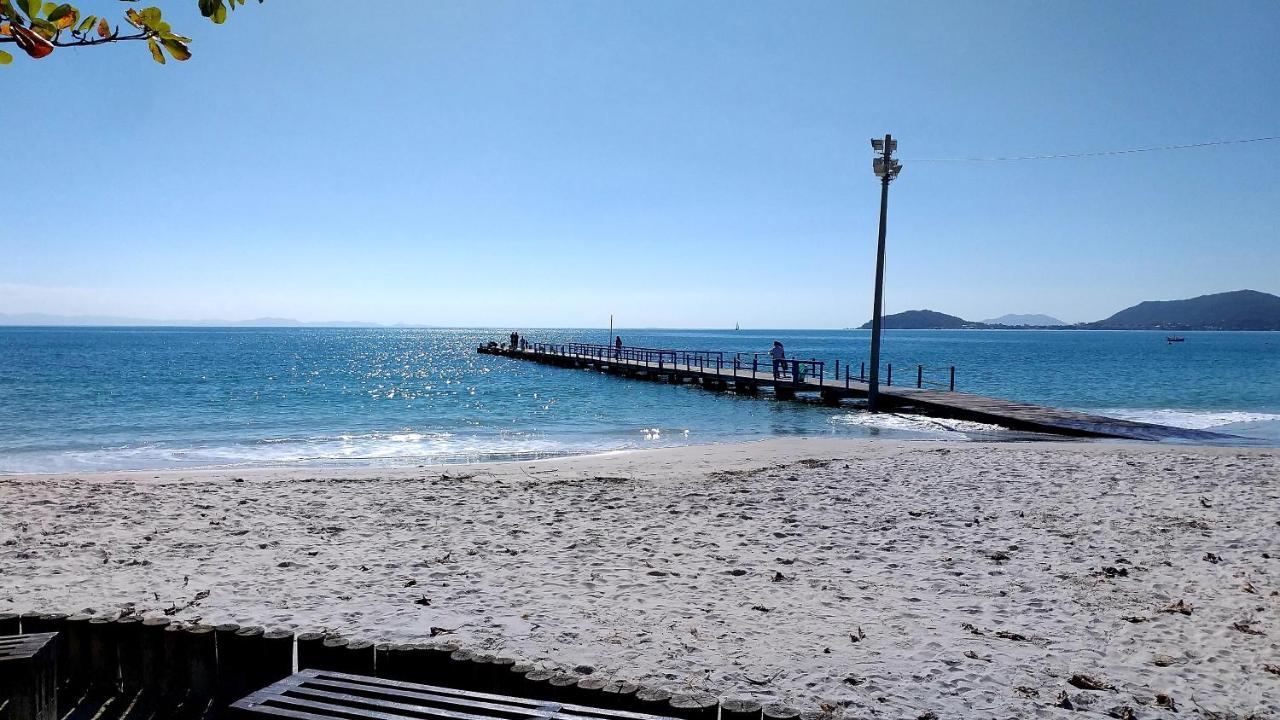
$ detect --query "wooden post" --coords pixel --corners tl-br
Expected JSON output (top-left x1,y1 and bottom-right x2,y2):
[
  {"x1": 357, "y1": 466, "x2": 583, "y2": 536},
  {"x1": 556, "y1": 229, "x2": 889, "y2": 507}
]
[
  {"x1": 137, "y1": 617, "x2": 171, "y2": 715},
  {"x1": 575, "y1": 676, "x2": 609, "y2": 707},
  {"x1": 721, "y1": 699, "x2": 763, "y2": 720},
  {"x1": 508, "y1": 661, "x2": 536, "y2": 695},
  {"x1": 522, "y1": 668, "x2": 556, "y2": 701},
  {"x1": 917, "y1": 364, "x2": 923, "y2": 389},
  {"x1": 887, "y1": 363, "x2": 892, "y2": 386},
  {"x1": 317, "y1": 635, "x2": 349, "y2": 671},
  {"x1": 418, "y1": 641, "x2": 459, "y2": 685},
  {"x1": 63, "y1": 613, "x2": 91, "y2": 702},
  {"x1": 466, "y1": 651, "x2": 497, "y2": 692},
  {"x1": 19, "y1": 611, "x2": 45, "y2": 634},
  {"x1": 860, "y1": 362, "x2": 865, "y2": 381},
  {"x1": 635, "y1": 686, "x2": 674, "y2": 714},
  {"x1": 184, "y1": 624, "x2": 217, "y2": 717},
  {"x1": 487, "y1": 656, "x2": 517, "y2": 693},
  {"x1": 547, "y1": 672, "x2": 582, "y2": 703},
  {"x1": 373, "y1": 643, "x2": 402, "y2": 680},
  {"x1": 258, "y1": 629, "x2": 294, "y2": 689},
  {"x1": 950, "y1": 366, "x2": 955, "y2": 391},
  {"x1": 87, "y1": 616, "x2": 119, "y2": 694},
  {"x1": 602, "y1": 679, "x2": 640, "y2": 712},
  {"x1": 446, "y1": 647, "x2": 477, "y2": 689},
  {"x1": 114, "y1": 616, "x2": 144, "y2": 697},
  {"x1": 213, "y1": 623, "x2": 240, "y2": 709},
  {"x1": 763, "y1": 704, "x2": 801, "y2": 720},
  {"x1": 669, "y1": 693, "x2": 719, "y2": 720},
  {"x1": 339, "y1": 638, "x2": 375, "y2": 675},
  {"x1": 159, "y1": 623, "x2": 189, "y2": 717},
  {"x1": 223, "y1": 626, "x2": 263, "y2": 708},
  {"x1": 296, "y1": 632, "x2": 326, "y2": 671}
]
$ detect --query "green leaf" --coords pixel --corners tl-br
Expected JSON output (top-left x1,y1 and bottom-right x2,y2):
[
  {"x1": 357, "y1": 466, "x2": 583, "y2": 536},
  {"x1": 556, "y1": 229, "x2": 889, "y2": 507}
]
[
  {"x1": 0, "y1": 49, "x2": 12, "y2": 65},
  {"x1": 211, "y1": 4, "x2": 226, "y2": 24},
  {"x1": 197, "y1": 0, "x2": 219, "y2": 18},
  {"x1": 40, "y1": 1, "x2": 53, "y2": 18},
  {"x1": 147, "y1": 36, "x2": 164, "y2": 64},
  {"x1": 75, "y1": 13, "x2": 93, "y2": 32},
  {"x1": 46, "y1": 3, "x2": 75, "y2": 29},
  {"x1": 17, "y1": 0, "x2": 39, "y2": 20},
  {"x1": 160, "y1": 37, "x2": 189, "y2": 61}
]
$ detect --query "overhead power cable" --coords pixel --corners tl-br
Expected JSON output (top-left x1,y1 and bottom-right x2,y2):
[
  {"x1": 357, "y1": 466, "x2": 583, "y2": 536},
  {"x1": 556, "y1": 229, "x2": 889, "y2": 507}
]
[{"x1": 909, "y1": 134, "x2": 1280, "y2": 163}]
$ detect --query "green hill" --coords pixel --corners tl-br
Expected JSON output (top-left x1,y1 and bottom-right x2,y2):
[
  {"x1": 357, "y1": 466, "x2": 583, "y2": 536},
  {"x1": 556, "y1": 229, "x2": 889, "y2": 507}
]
[
  {"x1": 1085, "y1": 289, "x2": 1280, "y2": 330},
  {"x1": 858, "y1": 309, "x2": 973, "y2": 330}
]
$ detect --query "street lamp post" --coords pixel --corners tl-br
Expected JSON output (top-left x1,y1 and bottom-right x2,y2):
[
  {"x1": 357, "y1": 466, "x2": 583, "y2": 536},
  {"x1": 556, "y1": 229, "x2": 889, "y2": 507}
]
[{"x1": 867, "y1": 134, "x2": 902, "y2": 412}]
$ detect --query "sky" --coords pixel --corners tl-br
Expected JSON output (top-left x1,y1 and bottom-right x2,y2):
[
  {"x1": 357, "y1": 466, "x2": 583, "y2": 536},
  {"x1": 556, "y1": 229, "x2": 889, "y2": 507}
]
[{"x1": 2, "y1": 0, "x2": 1277, "y2": 327}]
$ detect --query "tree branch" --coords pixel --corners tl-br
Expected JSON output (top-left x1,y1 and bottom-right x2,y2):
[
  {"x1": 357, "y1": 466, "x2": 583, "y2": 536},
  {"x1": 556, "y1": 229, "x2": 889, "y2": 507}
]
[{"x1": 52, "y1": 31, "x2": 152, "y2": 48}]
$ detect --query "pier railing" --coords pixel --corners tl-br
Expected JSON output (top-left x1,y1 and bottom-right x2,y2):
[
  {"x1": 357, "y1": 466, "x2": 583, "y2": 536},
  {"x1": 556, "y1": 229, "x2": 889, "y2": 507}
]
[
  {"x1": 532, "y1": 342, "x2": 726, "y2": 371},
  {"x1": 732, "y1": 353, "x2": 825, "y2": 383},
  {"x1": 519, "y1": 342, "x2": 955, "y2": 392}
]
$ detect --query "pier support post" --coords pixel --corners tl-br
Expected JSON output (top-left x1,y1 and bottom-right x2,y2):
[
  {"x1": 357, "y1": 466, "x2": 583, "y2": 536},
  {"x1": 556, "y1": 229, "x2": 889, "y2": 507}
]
[{"x1": 774, "y1": 385, "x2": 796, "y2": 400}]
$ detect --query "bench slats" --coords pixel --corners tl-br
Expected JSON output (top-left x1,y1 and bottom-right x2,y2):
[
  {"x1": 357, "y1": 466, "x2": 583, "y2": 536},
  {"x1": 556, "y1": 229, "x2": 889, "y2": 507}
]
[{"x1": 233, "y1": 670, "x2": 680, "y2": 720}]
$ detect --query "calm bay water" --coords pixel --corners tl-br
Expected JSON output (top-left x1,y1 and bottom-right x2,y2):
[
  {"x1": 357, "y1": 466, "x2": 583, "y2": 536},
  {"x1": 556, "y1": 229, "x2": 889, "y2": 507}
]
[{"x1": 0, "y1": 327, "x2": 1276, "y2": 473}]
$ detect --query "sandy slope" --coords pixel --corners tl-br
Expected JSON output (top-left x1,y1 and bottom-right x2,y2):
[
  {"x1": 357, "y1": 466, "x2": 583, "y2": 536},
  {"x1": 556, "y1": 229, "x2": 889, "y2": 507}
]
[{"x1": 2, "y1": 438, "x2": 1277, "y2": 719}]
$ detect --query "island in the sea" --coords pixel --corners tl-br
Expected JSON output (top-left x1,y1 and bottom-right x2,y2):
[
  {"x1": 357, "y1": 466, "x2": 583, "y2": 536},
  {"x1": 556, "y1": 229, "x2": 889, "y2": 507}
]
[{"x1": 860, "y1": 289, "x2": 1280, "y2": 331}]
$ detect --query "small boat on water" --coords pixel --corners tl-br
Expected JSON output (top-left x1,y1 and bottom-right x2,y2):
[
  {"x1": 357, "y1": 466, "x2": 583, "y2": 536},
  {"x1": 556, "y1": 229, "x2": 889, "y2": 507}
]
[{"x1": 1167, "y1": 336, "x2": 1186, "y2": 343}]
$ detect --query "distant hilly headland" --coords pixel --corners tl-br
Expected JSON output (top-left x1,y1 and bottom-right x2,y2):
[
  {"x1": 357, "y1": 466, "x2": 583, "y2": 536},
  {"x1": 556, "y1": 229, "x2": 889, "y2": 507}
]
[{"x1": 860, "y1": 290, "x2": 1280, "y2": 331}]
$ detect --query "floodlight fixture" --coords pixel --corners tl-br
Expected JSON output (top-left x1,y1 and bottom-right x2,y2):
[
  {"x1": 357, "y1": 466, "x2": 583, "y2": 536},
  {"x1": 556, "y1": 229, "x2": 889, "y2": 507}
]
[{"x1": 871, "y1": 138, "x2": 884, "y2": 152}]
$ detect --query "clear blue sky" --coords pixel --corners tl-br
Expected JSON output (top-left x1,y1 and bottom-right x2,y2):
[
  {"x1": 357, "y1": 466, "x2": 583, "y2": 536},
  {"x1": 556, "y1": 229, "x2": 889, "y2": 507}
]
[{"x1": 3, "y1": 0, "x2": 1277, "y2": 327}]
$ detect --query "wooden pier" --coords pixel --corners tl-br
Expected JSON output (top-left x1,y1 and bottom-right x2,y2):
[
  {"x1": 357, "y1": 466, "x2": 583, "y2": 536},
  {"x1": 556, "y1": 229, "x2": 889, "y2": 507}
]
[{"x1": 480, "y1": 342, "x2": 1228, "y2": 442}]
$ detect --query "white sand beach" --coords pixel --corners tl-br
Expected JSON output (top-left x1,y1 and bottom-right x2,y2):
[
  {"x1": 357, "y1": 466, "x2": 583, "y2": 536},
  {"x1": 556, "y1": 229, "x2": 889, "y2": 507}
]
[{"x1": 2, "y1": 439, "x2": 1277, "y2": 719}]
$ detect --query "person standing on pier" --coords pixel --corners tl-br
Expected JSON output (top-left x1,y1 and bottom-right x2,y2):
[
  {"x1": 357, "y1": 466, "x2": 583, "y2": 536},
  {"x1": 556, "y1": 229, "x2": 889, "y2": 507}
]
[
  {"x1": 615, "y1": 335, "x2": 623, "y2": 358},
  {"x1": 771, "y1": 341, "x2": 786, "y2": 379},
  {"x1": 510, "y1": 331, "x2": 519, "y2": 351}
]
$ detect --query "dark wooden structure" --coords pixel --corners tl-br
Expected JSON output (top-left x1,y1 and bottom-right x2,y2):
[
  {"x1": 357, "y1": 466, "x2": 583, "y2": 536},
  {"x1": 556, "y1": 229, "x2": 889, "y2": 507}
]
[
  {"x1": 230, "y1": 669, "x2": 683, "y2": 720},
  {"x1": 479, "y1": 342, "x2": 1229, "y2": 442},
  {"x1": 0, "y1": 633, "x2": 58, "y2": 720}
]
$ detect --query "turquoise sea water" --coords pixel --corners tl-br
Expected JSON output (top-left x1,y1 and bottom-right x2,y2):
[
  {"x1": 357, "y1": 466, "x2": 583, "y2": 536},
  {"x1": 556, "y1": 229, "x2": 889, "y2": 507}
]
[{"x1": 0, "y1": 327, "x2": 1276, "y2": 473}]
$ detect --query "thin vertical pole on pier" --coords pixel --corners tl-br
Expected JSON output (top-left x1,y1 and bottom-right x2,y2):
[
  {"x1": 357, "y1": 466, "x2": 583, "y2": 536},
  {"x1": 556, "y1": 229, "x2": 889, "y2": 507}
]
[
  {"x1": 753, "y1": 357, "x2": 758, "y2": 374},
  {"x1": 950, "y1": 366, "x2": 955, "y2": 391},
  {"x1": 845, "y1": 364, "x2": 849, "y2": 389},
  {"x1": 860, "y1": 362, "x2": 865, "y2": 381},
  {"x1": 835, "y1": 359, "x2": 839, "y2": 378},
  {"x1": 887, "y1": 364, "x2": 892, "y2": 386},
  {"x1": 917, "y1": 365, "x2": 923, "y2": 389}
]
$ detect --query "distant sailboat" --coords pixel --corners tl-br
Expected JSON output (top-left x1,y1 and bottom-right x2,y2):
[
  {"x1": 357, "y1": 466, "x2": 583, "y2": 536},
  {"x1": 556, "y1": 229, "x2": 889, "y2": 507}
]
[
  {"x1": 1167, "y1": 336, "x2": 1185, "y2": 343},
  {"x1": 734, "y1": 322, "x2": 740, "y2": 331}
]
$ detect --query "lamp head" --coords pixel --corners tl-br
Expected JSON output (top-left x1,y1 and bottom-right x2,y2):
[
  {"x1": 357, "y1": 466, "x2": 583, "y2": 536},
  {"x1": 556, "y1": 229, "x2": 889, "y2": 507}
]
[{"x1": 870, "y1": 138, "x2": 884, "y2": 152}]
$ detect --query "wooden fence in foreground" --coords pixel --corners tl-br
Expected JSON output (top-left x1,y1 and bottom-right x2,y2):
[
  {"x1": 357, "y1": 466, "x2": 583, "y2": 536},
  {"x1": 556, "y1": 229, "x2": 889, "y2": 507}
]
[{"x1": 0, "y1": 610, "x2": 786, "y2": 720}]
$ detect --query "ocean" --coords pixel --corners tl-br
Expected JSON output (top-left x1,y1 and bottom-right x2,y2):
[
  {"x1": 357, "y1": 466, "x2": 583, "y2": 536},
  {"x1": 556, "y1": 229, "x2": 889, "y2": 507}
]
[{"x1": 0, "y1": 327, "x2": 1276, "y2": 473}]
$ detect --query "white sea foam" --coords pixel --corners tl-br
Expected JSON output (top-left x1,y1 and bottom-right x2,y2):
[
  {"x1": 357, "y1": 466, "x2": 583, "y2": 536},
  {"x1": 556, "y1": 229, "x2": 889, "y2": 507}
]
[
  {"x1": 828, "y1": 411, "x2": 1007, "y2": 437},
  {"x1": 1097, "y1": 408, "x2": 1280, "y2": 430}
]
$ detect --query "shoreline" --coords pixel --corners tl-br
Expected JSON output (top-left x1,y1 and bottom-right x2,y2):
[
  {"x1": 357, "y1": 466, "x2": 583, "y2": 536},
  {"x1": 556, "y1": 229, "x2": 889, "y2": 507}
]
[{"x1": 5, "y1": 438, "x2": 1278, "y2": 717}]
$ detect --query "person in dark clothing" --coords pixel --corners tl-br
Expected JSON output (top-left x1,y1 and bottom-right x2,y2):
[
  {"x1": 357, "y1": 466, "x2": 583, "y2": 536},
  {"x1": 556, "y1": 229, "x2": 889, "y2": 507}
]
[
  {"x1": 770, "y1": 340, "x2": 786, "y2": 379},
  {"x1": 615, "y1": 335, "x2": 623, "y2": 358},
  {"x1": 510, "y1": 331, "x2": 519, "y2": 350}
]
